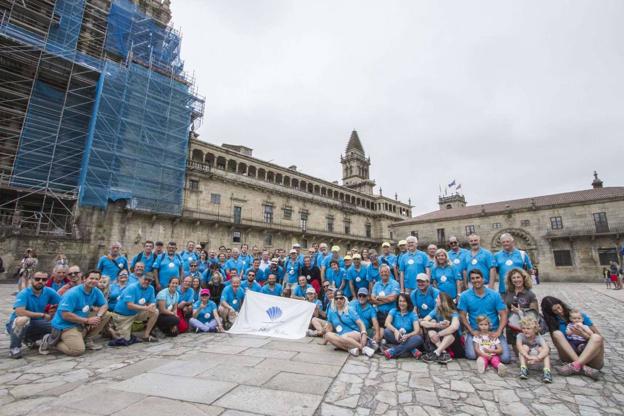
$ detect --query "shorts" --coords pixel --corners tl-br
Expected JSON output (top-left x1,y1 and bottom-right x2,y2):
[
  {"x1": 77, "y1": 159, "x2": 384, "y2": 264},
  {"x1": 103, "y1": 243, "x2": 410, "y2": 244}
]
[{"x1": 610, "y1": 274, "x2": 618, "y2": 282}]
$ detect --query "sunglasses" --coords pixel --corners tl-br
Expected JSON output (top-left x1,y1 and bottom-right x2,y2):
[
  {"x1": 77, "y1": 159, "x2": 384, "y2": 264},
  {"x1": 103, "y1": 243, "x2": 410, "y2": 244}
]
[
  {"x1": 201, "y1": 294, "x2": 209, "y2": 297},
  {"x1": 323, "y1": 284, "x2": 330, "y2": 288},
  {"x1": 248, "y1": 273, "x2": 255, "y2": 277},
  {"x1": 68, "y1": 272, "x2": 80, "y2": 276},
  {"x1": 33, "y1": 277, "x2": 48, "y2": 282},
  {"x1": 357, "y1": 294, "x2": 367, "y2": 298},
  {"x1": 335, "y1": 296, "x2": 345, "y2": 300},
  {"x1": 449, "y1": 242, "x2": 458, "y2": 245}
]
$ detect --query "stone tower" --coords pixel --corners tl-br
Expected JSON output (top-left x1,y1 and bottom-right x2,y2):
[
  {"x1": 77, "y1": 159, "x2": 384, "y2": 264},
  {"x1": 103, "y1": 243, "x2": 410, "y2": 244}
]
[
  {"x1": 341, "y1": 130, "x2": 376, "y2": 195},
  {"x1": 438, "y1": 193, "x2": 467, "y2": 210}
]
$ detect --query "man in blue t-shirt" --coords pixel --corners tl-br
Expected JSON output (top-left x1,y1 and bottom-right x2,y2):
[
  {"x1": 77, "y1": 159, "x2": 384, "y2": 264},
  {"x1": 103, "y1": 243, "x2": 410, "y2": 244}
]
[
  {"x1": 465, "y1": 234, "x2": 496, "y2": 288},
  {"x1": 8, "y1": 271, "x2": 61, "y2": 358},
  {"x1": 219, "y1": 276, "x2": 245, "y2": 328},
  {"x1": 447, "y1": 236, "x2": 469, "y2": 284},
  {"x1": 458, "y1": 269, "x2": 510, "y2": 363},
  {"x1": 112, "y1": 273, "x2": 158, "y2": 342},
  {"x1": 349, "y1": 288, "x2": 381, "y2": 350},
  {"x1": 399, "y1": 236, "x2": 431, "y2": 294},
  {"x1": 96, "y1": 242, "x2": 128, "y2": 282},
  {"x1": 40, "y1": 270, "x2": 111, "y2": 356},
  {"x1": 493, "y1": 233, "x2": 533, "y2": 294},
  {"x1": 153, "y1": 241, "x2": 184, "y2": 291},
  {"x1": 131, "y1": 240, "x2": 157, "y2": 273}
]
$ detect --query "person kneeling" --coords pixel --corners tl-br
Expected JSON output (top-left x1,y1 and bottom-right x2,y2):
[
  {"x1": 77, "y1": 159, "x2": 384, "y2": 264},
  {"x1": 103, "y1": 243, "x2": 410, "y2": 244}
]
[
  {"x1": 190, "y1": 289, "x2": 224, "y2": 333},
  {"x1": 111, "y1": 273, "x2": 159, "y2": 344}
]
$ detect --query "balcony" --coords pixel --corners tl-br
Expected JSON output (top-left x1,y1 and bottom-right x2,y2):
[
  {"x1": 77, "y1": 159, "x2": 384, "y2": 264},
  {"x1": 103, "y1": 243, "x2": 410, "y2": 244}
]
[{"x1": 544, "y1": 225, "x2": 624, "y2": 240}]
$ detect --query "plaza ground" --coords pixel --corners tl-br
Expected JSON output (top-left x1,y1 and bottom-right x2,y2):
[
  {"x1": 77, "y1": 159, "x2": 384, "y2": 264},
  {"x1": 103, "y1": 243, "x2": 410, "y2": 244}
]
[{"x1": 0, "y1": 283, "x2": 623, "y2": 416}]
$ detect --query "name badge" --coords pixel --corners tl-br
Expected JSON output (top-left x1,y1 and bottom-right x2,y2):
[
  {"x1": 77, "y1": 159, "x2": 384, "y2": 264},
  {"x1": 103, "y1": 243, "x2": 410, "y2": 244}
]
[
  {"x1": 336, "y1": 325, "x2": 343, "y2": 333},
  {"x1": 453, "y1": 259, "x2": 460, "y2": 264},
  {"x1": 471, "y1": 259, "x2": 477, "y2": 265},
  {"x1": 408, "y1": 259, "x2": 415, "y2": 265},
  {"x1": 139, "y1": 298, "x2": 146, "y2": 305},
  {"x1": 233, "y1": 299, "x2": 238, "y2": 305},
  {"x1": 440, "y1": 275, "x2": 447, "y2": 283},
  {"x1": 505, "y1": 259, "x2": 513, "y2": 266},
  {"x1": 422, "y1": 303, "x2": 428, "y2": 310},
  {"x1": 169, "y1": 262, "x2": 175, "y2": 268},
  {"x1": 307, "y1": 275, "x2": 311, "y2": 280},
  {"x1": 204, "y1": 312, "x2": 210, "y2": 319},
  {"x1": 118, "y1": 263, "x2": 124, "y2": 268},
  {"x1": 356, "y1": 277, "x2": 361, "y2": 283},
  {"x1": 289, "y1": 269, "x2": 294, "y2": 275},
  {"x1": 379, "y1": 291, "x2": 386, "y2": 297},
  {"x1": 168, "y1": 304, "x2": 173, "y2": 311},
  {"x1": 82, "y1": 305, "x2": 90, "y2": 313}
]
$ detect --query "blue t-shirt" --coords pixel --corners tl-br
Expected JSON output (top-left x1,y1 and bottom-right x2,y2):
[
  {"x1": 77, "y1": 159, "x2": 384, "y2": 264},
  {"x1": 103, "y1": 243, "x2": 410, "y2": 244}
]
[
  {"x1": 557, "y1": 311, "x2": 593, "y2": 334},
  {"x1": 465, "y1": 248, "x2": 496, "y2": 284},
  {"x1": 322, "y1": 255, "x2": 344, "y2": 270},
  {"x1": 220, "y1": 285, "x2": 245, "y2": 311},
  {"x1": 153, "y1": 253, "x2": 183, "y2": 288},
  {"x1": 193, "y1": 300, "x2": 217, "y2": 323},
  {"x1": 244, "y1": 267, "x2": 266, "y2": 283},
  {"x1": 52, "y1": 285, "x2": 107, "y2": 330},
  {"x1": 293, "y1": 284, "x2": 313, "y2": 298},
  {"x1": 448, "y1": 248, "x2": 469, "y2": 274},
  {"x1": 458, "y1": 287, "x2": 506, "y2": 331},
  {"x1": 494, "y1": 249, "x2": 533, "y2": 293},
  {"x1": 379, "y1": 254, "x2": 397, "y2": 273},
  {"x1": 427, "y1": 309, "x2": 461, "y2": 335},
  {"x1": 114, "y1": 283, "x2": 156, "y2": 316},
  {"x1": 96, "y1": 255, "x2": 128, "y2": 281},
  {"x1": 371, "y1": 279, "x2": 400, "y2": 313},
  {"x1": 347, "y1": 265, "x2": 370, "y2": 295},
  {"x1": 349, "y1": 300, "x2": 376, "y2": 330},
  {"x1": 431, "y1": 264, "x2": 461, "y2": 299},
  {"x1": 177, "y1": 287, "x2": 195, "y2": 304},
  {"x1": 367, "y1": 264, "x2": 381, "y2": 283},
  {"x1": 131, "y1": 251, "x2": 157, "y2": 272},
  {"x1": 399, "y1": 250, "x2": 430, "y2": 289},
  {"x1": 284, "y1": 258, "x2": 301, "y2": 284},
  {"x1": 264, "y1": 266, "x2": 284, "y2": 282},
  {"x1": 261, "y1": 283, "x2": 283, "y2": 297},
  {"x1": 49, "y1": 280, "x2": 66, "y2": 292},
  {"x1": 156, "y1": 288, "x2": 179, "y2": 310},
  {"x1": 108, "y1": 282, "x2": 129, "y2": 311},
  {"x1": 326, "y1": 267, "x2": 346, "y2": 290},
  {"x1": 410, "y1": 286, "x2": 440, "y2": 319},
  {"x1": 241, "y1": 280, "x2": 262, "y2": 293},
  {"x1": 388, "y1": 308, "x2": 417, "y2": 333},
  {"x1": 10, "y1": 287, "x2": 61, "y2": 325},
  {"x1": 327, "y1": 307, "x2": 361, "y2": 335},
  {"x1": 179, "y1": 250, "x2": 199, "y2": 275},
  {"x1": 225, "y1": 257, "x2": 246, "y2": 276}
]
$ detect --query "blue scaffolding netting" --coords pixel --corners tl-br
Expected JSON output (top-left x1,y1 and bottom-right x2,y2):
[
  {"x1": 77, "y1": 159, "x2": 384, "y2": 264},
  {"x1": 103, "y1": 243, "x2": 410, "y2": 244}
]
[{"x1": 3, "y1": 0, "x2": 200, "y2": 215}]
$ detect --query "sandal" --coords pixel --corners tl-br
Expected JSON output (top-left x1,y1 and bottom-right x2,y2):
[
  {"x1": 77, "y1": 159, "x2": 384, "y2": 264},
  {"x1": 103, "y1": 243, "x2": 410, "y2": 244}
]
[{"x1": 141, "y1": 335, "x2": 159, "y2": 343}]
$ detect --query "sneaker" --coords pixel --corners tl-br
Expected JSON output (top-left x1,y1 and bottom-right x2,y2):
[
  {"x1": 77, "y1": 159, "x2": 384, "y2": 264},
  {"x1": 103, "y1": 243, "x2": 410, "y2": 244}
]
[
  {"x1": 369, "y1": 339, "x2": 379, "y2": 351},
  {"x1": 306, "y1": 329, "x2": 318, "y2": 337},
  {"x1": 11, "y1": 321, "x2": 25, "y2": 340},
  {"x1": 556, "y1": 363, "x2": 581, "y2": 376},
  {"x1": 85, "y1": 338, "x2": 102, "y2": 351},
  {"x1": 422, "y1": 352, "x2": 438, "y2": 363},
  {"x1": 437, "y1": 351, "x2": 452, "y2": 364},
  {"x1": 349, "y1": 347, "x2": 360, "y2": 357},
  {"x1": 39, "y1": 334, "x2": 50, "y2": 355},
  {"x1": 384, "y1": 348, "x2": 394, "y2": 359},
  {"x1": 412, "y1": 349, "x2": 423, "y2": 360},
  {"x1": 582, "y1": 365, "x2": 600, "y2": 381},
  {"x1": 362, "y1": 346, "x2": 375, "y2": 358},
  {"x1": 519, "y1": 366, "x2": 529, "y2": 379},
  {"x1": 9, "y1": 347, "x2": 22, "y2": 359},
  {"x1": 497, "y1": 363, "x2": 508, "y2": 377},
  {"x1": 543, "y1": 369, "x2": 553, "y2": 383},
  {"x1": 476, "y1": 357, "x2": 486, "y2": 374}
]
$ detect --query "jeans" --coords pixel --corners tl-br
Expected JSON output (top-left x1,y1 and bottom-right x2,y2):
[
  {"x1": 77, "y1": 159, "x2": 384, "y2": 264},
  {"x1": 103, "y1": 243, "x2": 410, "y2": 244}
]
[
  {"x1": 189, "y1": 318, "x2": 217, "y2": 332},
  {"x1": 464, "y1": 333, "x2": 511, "y2": 364},
  {"x1": 383, "y1": 328, "x2": 424, "y2": 357},
  {"x1": 9, "y1": 318, "x2": 51, "y2": 349}
]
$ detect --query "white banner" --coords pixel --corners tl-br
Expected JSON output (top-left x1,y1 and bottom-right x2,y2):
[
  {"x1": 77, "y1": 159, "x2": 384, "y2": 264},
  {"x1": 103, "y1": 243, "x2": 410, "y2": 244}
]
[{"x1": 228, "y1": 290, "x2": 316, "y2": 339}]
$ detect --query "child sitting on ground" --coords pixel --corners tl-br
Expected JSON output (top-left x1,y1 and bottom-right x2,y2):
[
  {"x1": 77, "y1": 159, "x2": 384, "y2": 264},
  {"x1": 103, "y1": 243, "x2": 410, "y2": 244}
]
[
  {"x1": 516, "y1": 315, "x2": 552, "y2": 383},
  {"x1": 473, "y1": 315, "x2": 507, "y2": 376},
  {"x1": 565, "y1": 309, "x2": 592, "y2": 354}
]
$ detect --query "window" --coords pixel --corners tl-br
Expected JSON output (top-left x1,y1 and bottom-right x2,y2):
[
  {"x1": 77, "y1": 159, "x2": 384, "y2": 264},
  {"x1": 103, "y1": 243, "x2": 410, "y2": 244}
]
[
  {"x1": 550, "y1": 216, "x2": 563, "y2": 230},
  {"x1": 233, "y1": 206, "x2": 242, "y2": 224},
  {"x1": 365, "y1": 224, "x2": 372, "y2": 238},
  {"x1": 553, "y1": 250, "x2": 572, "y2": 267},
  {"x1": 283, "y1": 207, "x2": 292, "y2": 220},
  {"x1": 410, "y1": 231, "x2": 418, "y2": 238},
  {"x1": 465, "y1": 225, "x2": 475, "y2": 236},
  {"x1": 188, "y1": 179, "x2": 199, "y2": 191},
  {"x1": 389, "y1": 231, "x2": 394, "y2": 240},
  {"x1": 327, "y1": 218, "x2": 334, "y2": 233},
  {"x1": 210, "y1": 193, "x2": 221, "y2": 204},
  {"x1": 598, "y1": 248, "x2": 618, "y2": 266},
  {"x1": 437, "y1": 228, "x2": 446, "y2": 243},
  {"x1": 344, "y1": 224, "x2": 351, "y2": 235},
  {"x1": 264, "y1": 233, "x2": 273, "y2": 246},
  {"x1": 492, "y1": 223, "x2": 502, "y2": 229},
  {"x1": 593, "y1": 212, "x2": 609, "y2": 233},
  {"x1": 232, "y1": 231, "x2": 241, "y2": 243},
  {"x1": 520, "y1": 219, "x2": 530, "y2": 227},
  {"x1": 263, "y1": 205, "x2": 273, "y2": 224},
  {"x1": 300, "y1": 212, "x2": 308, "y2": 232}
]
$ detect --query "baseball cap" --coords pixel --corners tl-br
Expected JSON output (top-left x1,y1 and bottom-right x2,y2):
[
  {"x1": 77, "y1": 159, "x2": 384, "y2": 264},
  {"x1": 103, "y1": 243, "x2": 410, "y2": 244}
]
[
  {"x1": 343, "y1": 255, "x2": 352, "y2": 261},
  {"x1": 271, "y1": 258, "x2": 279, "y2": 263},
  {"x1": 357, "y1": 287, "x2": 369, "y2": 296},
  {"x1": 331, "y1": 245, "x2": 340, "y2": 252},
  {"x1": 306, "y1": 287, "x2": 316, "y2": 294},
  {"x1": 200, "y1": 288, "x2": 210, "y2": 296},
  {"x1": 398, "y1": 240, "x2": 407, "y2": 246},
  {"x1": 352, "y1": 253, "x2": 362, "y2": 260},
  {"x1": 289, "y1": 249, "x2": 297, "y2": 254},
  {"x1": 416, "y1": 273, "x2": 430, "y2": 282},
  {"x1": 334, "y1": 290, "x2": 345, "y2": 299},
  {"x1": 293, "y1": 243, "x2": 301, "y2": 248},
  {"x1": 382, "y1": 242, "x2": 390, "y2": 248}
]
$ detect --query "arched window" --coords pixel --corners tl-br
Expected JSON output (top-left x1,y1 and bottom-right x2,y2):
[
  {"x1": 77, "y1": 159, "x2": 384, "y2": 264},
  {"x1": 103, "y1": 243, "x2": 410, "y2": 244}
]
[
  {"x1": 191, "y1": 149, "x2": 204, "y2": 162},
  {"x1": 258, "y1": 168, "x2": 266, "y2": 180},
  {"x1": 227, "y1": 159, "x2": 237, "y2": 172},
  {"x1": 275, "y1": 173, "x2": 283, "y2": 185},
  {"x1": 307, "y1": 183, "x2": 313, "y2": 193},
  {"x1": 283, "y1": 176, "x2": 291, "y2": 187},
  {"x1": 321, "y1": 187, "x2": 327, "y2": 196},
  {"x1": 300, "y1": 180, "x2": 307, "y2": 191},
  {"x1": 247, "y1": 165, "x2": 257, "y2": 177},
  {"x1": 205, "y1": 153, "x2": 215, "y2": 167},
  {"x1": 292, "y1": 178, "x2": 299, "y2": 188},
  {"x1": 216, "y1": 156, "x2": 226, "y2": 170},
  {"x1": 237, "y1": 162, "x2": 247, "y2": 174},
  {"x1": 267, "y1": 171, "x2": 275, "y2": 182}
]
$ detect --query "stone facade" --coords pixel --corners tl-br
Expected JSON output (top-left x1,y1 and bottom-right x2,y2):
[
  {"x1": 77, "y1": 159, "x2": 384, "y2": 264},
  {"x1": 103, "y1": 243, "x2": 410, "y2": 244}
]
[{"x1": 390, "y1": 175, "x2": 624, "y2": 282}]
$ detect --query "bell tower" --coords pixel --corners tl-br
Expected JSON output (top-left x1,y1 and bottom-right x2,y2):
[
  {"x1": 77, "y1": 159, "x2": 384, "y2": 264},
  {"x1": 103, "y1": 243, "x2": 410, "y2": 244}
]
[{"x1": 341, "y1": 130, "x2": 375, "y2": 195}]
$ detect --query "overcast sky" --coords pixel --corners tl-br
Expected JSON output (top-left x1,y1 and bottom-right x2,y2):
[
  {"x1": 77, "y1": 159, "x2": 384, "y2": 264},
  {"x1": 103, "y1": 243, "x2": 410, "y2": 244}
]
[{"x1": 170, "y1": 1, "x2": 624, "y2": 215}]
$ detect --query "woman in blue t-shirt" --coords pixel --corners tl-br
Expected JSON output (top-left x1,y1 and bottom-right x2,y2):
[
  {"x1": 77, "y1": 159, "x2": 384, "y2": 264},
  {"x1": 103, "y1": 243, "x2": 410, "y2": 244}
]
[
  {"x1": 541, "y1": 296, "x2": 603, "y2": 380},
  {"x1": 420, "y1": 292, "x2": 463, "y2": 363},
  {"x1": 323, "y1": 290, "x2": 374, "y2": 357},
  {"x1": 382, "y1": 293, "x2": 423, "y2": 359},
  {"x1": 156, "y1": 278, "x2": 181, "y2": 336}
]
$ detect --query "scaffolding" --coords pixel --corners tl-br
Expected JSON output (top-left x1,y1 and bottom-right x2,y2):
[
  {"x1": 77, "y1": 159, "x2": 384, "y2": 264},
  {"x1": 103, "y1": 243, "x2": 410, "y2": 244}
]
[{"x1": 0, "y1": 0, "x2": 204, "y2": 234}]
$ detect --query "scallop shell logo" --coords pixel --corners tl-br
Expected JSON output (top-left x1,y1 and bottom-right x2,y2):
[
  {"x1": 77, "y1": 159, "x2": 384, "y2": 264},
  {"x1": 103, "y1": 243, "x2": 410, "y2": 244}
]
[{"x1": 266, "y1": 306, "x2": 283, "y2": 321}]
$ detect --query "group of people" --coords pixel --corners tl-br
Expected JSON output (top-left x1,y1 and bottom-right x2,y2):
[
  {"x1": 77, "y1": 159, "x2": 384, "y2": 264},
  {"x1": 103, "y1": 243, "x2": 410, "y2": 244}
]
[
  {"x1": 7, "y1": 233, "x2": 605, "y2": 383},
  {"x1": 603, "y1": 261, "x2": 623, "y2": 289}
]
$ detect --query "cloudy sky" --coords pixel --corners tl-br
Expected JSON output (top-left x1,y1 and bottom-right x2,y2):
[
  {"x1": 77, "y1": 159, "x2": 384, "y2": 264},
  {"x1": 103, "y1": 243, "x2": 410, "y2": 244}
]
[{"x1": 170, "y1": 1, "x2": 624, "y2": 215}]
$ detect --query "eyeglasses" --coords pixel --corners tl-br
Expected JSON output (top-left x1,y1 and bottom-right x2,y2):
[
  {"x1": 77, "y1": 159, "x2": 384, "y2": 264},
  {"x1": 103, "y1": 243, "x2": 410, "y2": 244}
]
[
  {"x1": 33, "y1": 277, "x2": 48, "y2": 282},
  {"x1": 449, "y1": 241, "x2": 458, "y2": 245},
  {"x1": 323, "y1": 284, "x2": 330, "y2": 288},
  {"x1": 68, "y1": 272, "x2": 80, "y2": 276},
  {"x1": 190, "y1": 264, "x2": 197, "y2": 267},
  {"x1": 335, "y1": 296, "x2": 345, "y2": 300},
  {"x1": 200, "y1": 294, "x2": 209, "y2": 297},
  {"x1": 357, "y1": 294, "x2": 367, "y2": 298}
]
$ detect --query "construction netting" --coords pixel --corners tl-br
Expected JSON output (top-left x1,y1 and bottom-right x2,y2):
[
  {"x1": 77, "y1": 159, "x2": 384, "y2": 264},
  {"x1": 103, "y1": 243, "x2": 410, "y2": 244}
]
[{"x1": 78, "y1": 61, "x2": 193, "y2": 215}]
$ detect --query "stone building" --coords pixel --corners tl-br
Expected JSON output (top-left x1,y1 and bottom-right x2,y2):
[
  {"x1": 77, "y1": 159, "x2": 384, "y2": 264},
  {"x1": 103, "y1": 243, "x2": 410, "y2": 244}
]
[{"x1": 390, "y1": 173, "x2": 624, "y2": 281}]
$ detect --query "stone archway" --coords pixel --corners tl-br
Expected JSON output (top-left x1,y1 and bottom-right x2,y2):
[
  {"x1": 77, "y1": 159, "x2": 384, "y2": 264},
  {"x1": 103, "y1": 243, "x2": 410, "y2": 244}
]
[{"x1": 491, "y1": 228, "x2": 539, "y2": 264}]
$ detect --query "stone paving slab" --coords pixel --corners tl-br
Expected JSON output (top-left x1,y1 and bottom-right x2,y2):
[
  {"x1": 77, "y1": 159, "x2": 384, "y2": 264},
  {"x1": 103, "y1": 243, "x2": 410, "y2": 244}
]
[
  {"x1": 265, "y1": 372, "x2": 334, "y2": 395},
  {"x1": 215, "y1": 385, "x2": 322, "y2": 416}
]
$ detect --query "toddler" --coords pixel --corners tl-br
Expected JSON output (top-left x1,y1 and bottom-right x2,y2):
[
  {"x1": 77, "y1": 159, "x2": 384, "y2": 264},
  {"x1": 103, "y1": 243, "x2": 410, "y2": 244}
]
[
  {"x1": 566, "y1": 309, "x2": 591, "y2": 354},
  {"x1": 516, "y1": 316, "x2": 552, "y2": 383},
  {"x1": 473, "y1": 315, "x2": 507, "y2": 376}
]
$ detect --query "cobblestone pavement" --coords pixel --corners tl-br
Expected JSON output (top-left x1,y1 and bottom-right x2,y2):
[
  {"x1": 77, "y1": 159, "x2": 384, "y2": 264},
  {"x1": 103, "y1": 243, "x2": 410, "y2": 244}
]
[{"x1": 0, "y1": 283, "x2": 622, "y2": 416}]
